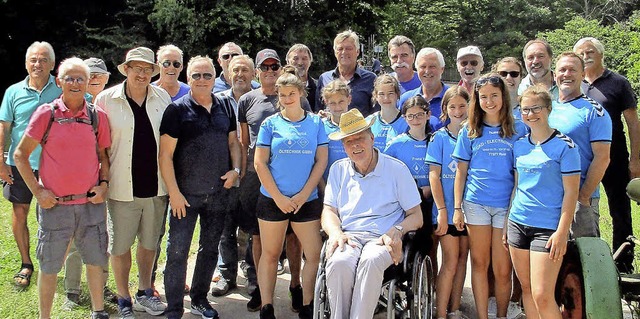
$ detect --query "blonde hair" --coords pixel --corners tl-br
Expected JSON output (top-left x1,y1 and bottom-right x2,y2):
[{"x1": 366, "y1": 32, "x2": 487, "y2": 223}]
[
  {"x1": 372, "y1": 74, "x2": 400, "y2": 104},
  {"x1": 333, "y1": 30, "x2": 360, "y2": 50},
  {"x1": 276, "y1": 72, "x2": 307, "y2": 98},
  {"x1": 519, "y1": 84, "x2": 553, "y2": 112},
  {"x1": 322, "y1": 80, "x2": 351, "y2": 101}
]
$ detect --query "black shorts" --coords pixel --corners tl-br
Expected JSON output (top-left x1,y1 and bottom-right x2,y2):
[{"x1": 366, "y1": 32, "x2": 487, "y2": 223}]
[
  {"x1": 434, "y1": 224, "x2": 469, "y2": 237},
  {"x1": 507, "y1": 219, "x2": 555, "y2": 253},
  {"x1": 237, "y1": 171, "x2": 261, "y2": 235},
  {"x1": 3, "y1": 165, "x2": 37, "y2": 204},
  {"x1": 256, "y1": 194, "x2": 322, "y2": 223}
]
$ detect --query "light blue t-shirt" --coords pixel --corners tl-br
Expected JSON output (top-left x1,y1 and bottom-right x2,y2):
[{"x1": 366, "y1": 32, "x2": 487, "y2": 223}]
[
  {"x1": 383, "y1": 132, "x2": 429, "y2": 188},
  {"x1": 367, "y1": 111, "x2": 409, "y2": 151},
  {"x1": 0, "y1": 75, "x2": 61, "y2": 169},
  {"x1": 425, "y1": 127, "x2": 459, "y2": 225},
  {"x1": 256, "y1": 112, "x2": 328, "y2": 201},
  {"x1": 322, "y1": 118, "x2": 347, "y2": 181},
  {"x1": 152, "y1": 81, "x2": 190, "y2": 102},
  {"x1": 509, "y1": 131, "x2": 581, "y2": 230},
  {"x1": 548, "y1": 94, "x2": 612, "y2": 198},
  {"x1": 452, "y1": 120, "x2": 527, "y2": 208},
  {"x1": 324, "y1": 152, "x2": 422, "y2": 236}
]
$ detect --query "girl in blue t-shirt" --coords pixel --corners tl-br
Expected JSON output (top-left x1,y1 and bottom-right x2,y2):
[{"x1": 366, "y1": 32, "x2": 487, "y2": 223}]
[
  {"x1": 320, "y1": 80, "x2": 350, "y2": 183},
  {"x1": 368, "y1": 74, "x2": 409, "y2": 150},
  {"x1": 507, "y1": 85, "x2": 580, "y2": 319},
  {"x1": 452, "y1": 73, "x2": 526, "y2": 319},
  {"x1": 254, "y1": 72, "x2": 328, "y2": 315},
  {"x1": 426, "y1": 85, "x2": 470, "y2": 319}
]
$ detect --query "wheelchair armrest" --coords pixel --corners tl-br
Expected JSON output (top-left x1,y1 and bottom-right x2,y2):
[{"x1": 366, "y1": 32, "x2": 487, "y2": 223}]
[{"x1": 402, "y1": 231, "x2": 417, "y2": 275}]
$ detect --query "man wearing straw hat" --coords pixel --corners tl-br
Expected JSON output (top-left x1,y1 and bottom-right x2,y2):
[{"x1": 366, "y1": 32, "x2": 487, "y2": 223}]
[
  {"x1": 320, "y1": 109, "x2": 424, "y2": 319},
  {"x1": 94, "y1": 47, "x2": 171, "y2": 319}
]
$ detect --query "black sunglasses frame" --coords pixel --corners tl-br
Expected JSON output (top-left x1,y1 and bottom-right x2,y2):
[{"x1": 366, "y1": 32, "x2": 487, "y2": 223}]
[{"x1": 162, "y1": 60, "x2": 182, "y2": 68}]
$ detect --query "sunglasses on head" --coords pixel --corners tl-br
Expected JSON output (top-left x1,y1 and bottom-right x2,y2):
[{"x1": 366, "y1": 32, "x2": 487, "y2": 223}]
[
  {"x1": 498, "y1": 71, "x2": 520, "y2": 78},
  {"x1": 460, "y1": 60, "x2": 479, "y2": 67},
  {"x1": 162, "y1": 60, "x2": 182, "y2": 68},
  {"x1": 221, "y1": 53, "x2": 240, "y2": 60},
  {"x1": 476, "y1": 76, "x2": 502, "y2": 87},
  {"x1": 259, "y1": 64, "x2": 281, "y2": 72},
  {"x1": 191, "y1": 73, "x2": 214, "y2": 81}
]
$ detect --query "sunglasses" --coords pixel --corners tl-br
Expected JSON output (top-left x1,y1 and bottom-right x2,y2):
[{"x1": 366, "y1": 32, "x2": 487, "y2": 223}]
[
  {"x1": 191, "y1": 73, "x2": 214, "y2": 80},
  {"x1": 221, "y1": 53, "x2": 240, "y2": 60},
  {"x1": 476, "y1": 76, "x2": 502, "y2": 87},
  {"x1": 259, "y1": 64, "x2": 281, "y2": 72},
  {"x1": 498, "y1": 71, "x2": 521, "y2": 78},
  {"x1": 63, "y1": 76, "x2": 86, "y2": 85},
  {"x1": 460, "y1": 60, "x2": 479, "y2": 67},
  {"x1": 521, "y1": 105, "x2": 545, "y2": 115},
  {"x1": 162, "y1": 60, "x2": 182, "y2": 68}
]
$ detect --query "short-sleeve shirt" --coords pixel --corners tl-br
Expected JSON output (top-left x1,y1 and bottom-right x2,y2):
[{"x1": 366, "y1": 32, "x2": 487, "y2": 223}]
[
  {"x1": 383, "y1": 132, "x2": 429, "y2": 188},
  {"x1": 452, "y1": 120, "x2": 527, "y2": 208},
  {"x1": 322, "y1": 118, "x2": 347, "y2": 181},
  {"x1": 0, "y1": 75, "x2": 61, "y2": 169},
  {"x1": 324, "y1": 152, "x2": 422, "y2": 236},
  {"x1": 24, "y1": 98, "x2": 111, "y2": 205},
  {"x1": 425, "y1": 127, "x2": 458, "y2": 225},
  {"x1": 518, "y1": 74, "x2": 559, "y2": 99},
  {"x1": 582, "y1": 69, "x2": 637, "y2": 158},
  {"x1": 152, "y1": 81, "x2": 190, "y2": 102},
  {"x1": 390, "y1": 72, "x2": 422, "y2": 95},
  {"x1": 368, "y1": 111, "x2": 409, "y2": 151},
  {"x1": 549, "y1": 94, "x2": 612, "y2": 198},
  {"x1": 160, "y1": 93, "x2": 236, "y2": 195},
  {"x1": 256, "y1": 112, "x2": 328, "y2": 201},
  {"x1": 398, "y1": 82, "x2": 450, "y2": 130},
  {"x1": 509, "y1": 130, "x2": 581, "y2": 230},
  {"x1": 316, "y1": 66, "x2": 377, "y2": 117},
  {"x1": 214, "y1": 72, "x2": 260, "y2": 93}
]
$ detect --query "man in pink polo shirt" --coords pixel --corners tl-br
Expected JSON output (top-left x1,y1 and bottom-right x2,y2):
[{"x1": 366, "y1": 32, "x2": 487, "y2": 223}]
[{"x1": 14, "y1": 57, "x2": 111, "y2": 319}]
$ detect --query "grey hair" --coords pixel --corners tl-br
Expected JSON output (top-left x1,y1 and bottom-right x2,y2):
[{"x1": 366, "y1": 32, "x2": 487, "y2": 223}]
[
  {"x1": 573, "y1": 37, "x2": 605, "y2": 57},
  {"x1": 57, "y1": 57, "x2": 90, "y2": 80},
  {"x1": 157, "y1": 44, "x2": 184, "y2": 62},
  {"x1": 415, "y1": 47, "x2": 445, "y2": 69},
  {"x1": 229, "y1": 55, "x2": 255, "y2": 71},
  {"x1": 287, "y1": 44, "x2": 313, "y2": 63},
  {"x1": 388, "y1": 35, "x2": 416, "y2": 56},
  {"x1": 26, "y1": 41, "x2": 55, "y2": 63},
  {"x1": 333, "y1": 30, "x2": 360, "y2": 50},
  {"x1": 186, "y1": 55, "x2": 216, "y2": 78}
]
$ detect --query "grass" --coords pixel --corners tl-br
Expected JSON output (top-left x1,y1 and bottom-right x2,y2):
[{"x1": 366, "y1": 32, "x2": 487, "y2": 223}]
[{"x1": 0, "y1": 198, "x2": 202, "y2": 318}]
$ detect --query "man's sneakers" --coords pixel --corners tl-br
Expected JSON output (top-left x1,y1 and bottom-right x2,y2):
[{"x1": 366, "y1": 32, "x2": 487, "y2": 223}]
[
  {"x1": 289, "y1": 285, "x2": 303, "y2": 312},
  {"x1": 117, "y1": 298, "x2": 135, "y2": 319},
  {"x1": 91, "y1": 310, "x2": 109, "y2": 319},
  {"x1": 133, "y1": 288, "x2": 167, "y2": 315},
  {"x1": 191, "y1": 301, "x2": 219, "y2": 319},
  {"x1": 247, "y1": 286, "x2": 262, "y2": 312},
  {"x1": 62, "y1": 292, "x2": 81, "y2": 311},
  {"x1": 211, "y1": 277, "x2": 237, "y2": 297},
  {"x1": 507, "y1": 301, "x2": 524, "y2": 319}
]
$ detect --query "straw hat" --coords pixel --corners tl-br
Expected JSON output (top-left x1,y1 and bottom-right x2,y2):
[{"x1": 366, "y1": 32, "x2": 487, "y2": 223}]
[
  {"x1": 117, "y1": 47, "x2": 160, "y2": 77},
  {"x1": 328, "y1": 109, "x2": 375, "y2": 141}
]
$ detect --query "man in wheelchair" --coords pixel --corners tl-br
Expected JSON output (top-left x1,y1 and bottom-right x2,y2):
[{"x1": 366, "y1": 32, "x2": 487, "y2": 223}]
[{"x1": 320, "y1": 109, "x2": 424, "y2": 319}]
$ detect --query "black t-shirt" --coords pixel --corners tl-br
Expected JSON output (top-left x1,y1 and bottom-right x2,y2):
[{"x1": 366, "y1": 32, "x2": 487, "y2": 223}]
[
  {"x1": 582, "y1": 69, "x2": 638, "y2": 157},
  {"x1": 126, "y1": 92, "x2": 158, "y2": 198},
  {"x1": 160, "y1": 93, "x2": 236, "y2": 195}
]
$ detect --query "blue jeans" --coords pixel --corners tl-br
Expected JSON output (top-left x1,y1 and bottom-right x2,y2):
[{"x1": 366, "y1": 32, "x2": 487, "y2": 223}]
[{"x1": 164, "y1": 193, "x2": 226, "y2": 318}]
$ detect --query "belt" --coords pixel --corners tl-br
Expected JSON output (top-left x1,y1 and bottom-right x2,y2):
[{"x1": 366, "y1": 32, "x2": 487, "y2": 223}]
[{"x1": 56, "y1": 191, "x2": 96, "y2": 202}]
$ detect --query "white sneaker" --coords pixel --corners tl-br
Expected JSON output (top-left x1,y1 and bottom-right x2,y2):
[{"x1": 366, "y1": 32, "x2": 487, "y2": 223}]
[
  {"x1": 447, "y1": 310, "x2": 466, "y2": 319},
  {"x1": 133, "y1": 292, "x2": 166, "y2": 316},
  {"x1": 507, "y1": 301, "x2": 524, "y2": 319},
  {"x1": 488, "y1": 296, "x2": 497, "y2": 317}
]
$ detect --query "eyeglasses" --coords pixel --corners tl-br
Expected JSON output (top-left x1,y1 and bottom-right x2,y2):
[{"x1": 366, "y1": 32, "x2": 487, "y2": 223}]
[
  {"x1": 162, "y1": 60, "x2": 182, "y2": 68},
  {"x1": 498, "y1": 71, "x2": 521, "y2": 78},
  {"x1": 521, "y1": 105, "x2": 545, "y2": 115},
  {"x1": 191, "y1": 73, "x2": 214, "y2": 80},
  {"x1": 405, "y1": 112, "x2": 427, "y2": 120},
  {"x1": 476, "y1": 76, "x2": 501, "y2": 87},
  {"x1": 128, "y1": 65, "x2": 154, "y2": 75},
  {"x1": 63, "y1": 76, "x2": 86, "y2": 85},
  {"x1": 221, "y1": 53, "x2": 240, "y2": 60},
  {"x1": 259, "y1": 64, "x2": 281, "y2": 72},
  {"x1": 460, "y1": 60, "x2": 479, "y2": 67}
]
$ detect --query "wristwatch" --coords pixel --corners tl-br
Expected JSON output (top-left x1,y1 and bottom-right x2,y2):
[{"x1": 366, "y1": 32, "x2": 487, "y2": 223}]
[
  {"x1": 394, "y1": 225, "x2": 404, "y2": 235},
  {"x1": 233, "y1": 167, "x2": 241, "y2": 175}
]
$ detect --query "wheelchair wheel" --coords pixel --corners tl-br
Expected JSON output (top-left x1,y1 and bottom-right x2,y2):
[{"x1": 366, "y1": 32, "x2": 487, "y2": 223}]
[
  {"x1": 556, "y1": 243, "x2": 585, "y2": 319},
  {"x1": 313, "y1": 246, "x2": 330, "y2": 319},
  {"x1": 410, "y1": 252, "x2": 435, "y2": 319}
]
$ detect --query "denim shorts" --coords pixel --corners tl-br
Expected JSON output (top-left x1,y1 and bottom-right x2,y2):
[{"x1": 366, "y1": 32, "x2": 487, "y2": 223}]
[
  {"x1": 462, "y1": 200, "x2": 508, "y2": 228},
  {"x1": 37, "y1": 202, "x2": 108, "y2": 274},
  {"x1": 507, "y1": 220, "x2": 555, "y2": 253}
]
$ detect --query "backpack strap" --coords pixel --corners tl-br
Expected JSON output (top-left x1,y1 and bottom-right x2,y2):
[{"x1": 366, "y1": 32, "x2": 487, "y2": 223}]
[
  {"x1": 41, "y1": 104, "x2": 58, "y2": 145},
  {"x1": 41, "y1": 103, "x2": 99, "y2": 145}
]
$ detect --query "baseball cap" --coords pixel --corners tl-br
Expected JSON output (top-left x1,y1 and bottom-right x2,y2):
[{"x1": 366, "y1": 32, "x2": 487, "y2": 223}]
[
  {"x1": 457, "y1": 46, "x2": 483, "y2": 60},
  {"x1": 84, "y1": 57, "x2": 110, "y2": 75},
  {"x1": 256, "y1": 49, "x2": 280, "y2": 66}
]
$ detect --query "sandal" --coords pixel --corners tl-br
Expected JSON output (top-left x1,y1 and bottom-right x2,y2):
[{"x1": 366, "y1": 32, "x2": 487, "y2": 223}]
[{"x1": 13, "y1": 263, "x2": 34, "y2": 289}]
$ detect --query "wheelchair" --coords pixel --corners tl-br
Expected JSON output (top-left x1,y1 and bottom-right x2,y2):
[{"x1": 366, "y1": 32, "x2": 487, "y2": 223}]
[{"x1": 312, "y1": 228, "x2": 435, "y2": 319}]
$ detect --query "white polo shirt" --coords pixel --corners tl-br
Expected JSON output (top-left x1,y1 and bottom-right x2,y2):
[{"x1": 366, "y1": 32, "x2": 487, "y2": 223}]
[
  {"x1": 94, "y1": 82, "x2": 171, "y2": 201},
  {"x1": 324, "y1": 151, "x2": 422, "y2": 236}
]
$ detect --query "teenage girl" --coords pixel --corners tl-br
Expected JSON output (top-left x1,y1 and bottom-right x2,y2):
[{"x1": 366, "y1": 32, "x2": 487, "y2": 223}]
[{"x1": 368, "y1": 74, "x2": 409, "y2": 150}]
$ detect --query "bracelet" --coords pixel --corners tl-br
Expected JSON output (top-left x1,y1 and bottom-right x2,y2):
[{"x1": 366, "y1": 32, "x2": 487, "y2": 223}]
[
  {"x1": 437, "y1": 207, "x2": 446, "y2": 211},
  {"x1": 454, "y1": 207, "x2": 462, "y2": 210},
  {"x1": 99, "y1": 179, "x2": 109, "y2": 186}
]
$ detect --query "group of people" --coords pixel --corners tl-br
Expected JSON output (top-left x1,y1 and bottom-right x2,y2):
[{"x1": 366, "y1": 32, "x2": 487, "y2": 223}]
[{"x1": 0, "y1": 28, "x2": 637, "y2": 319}]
